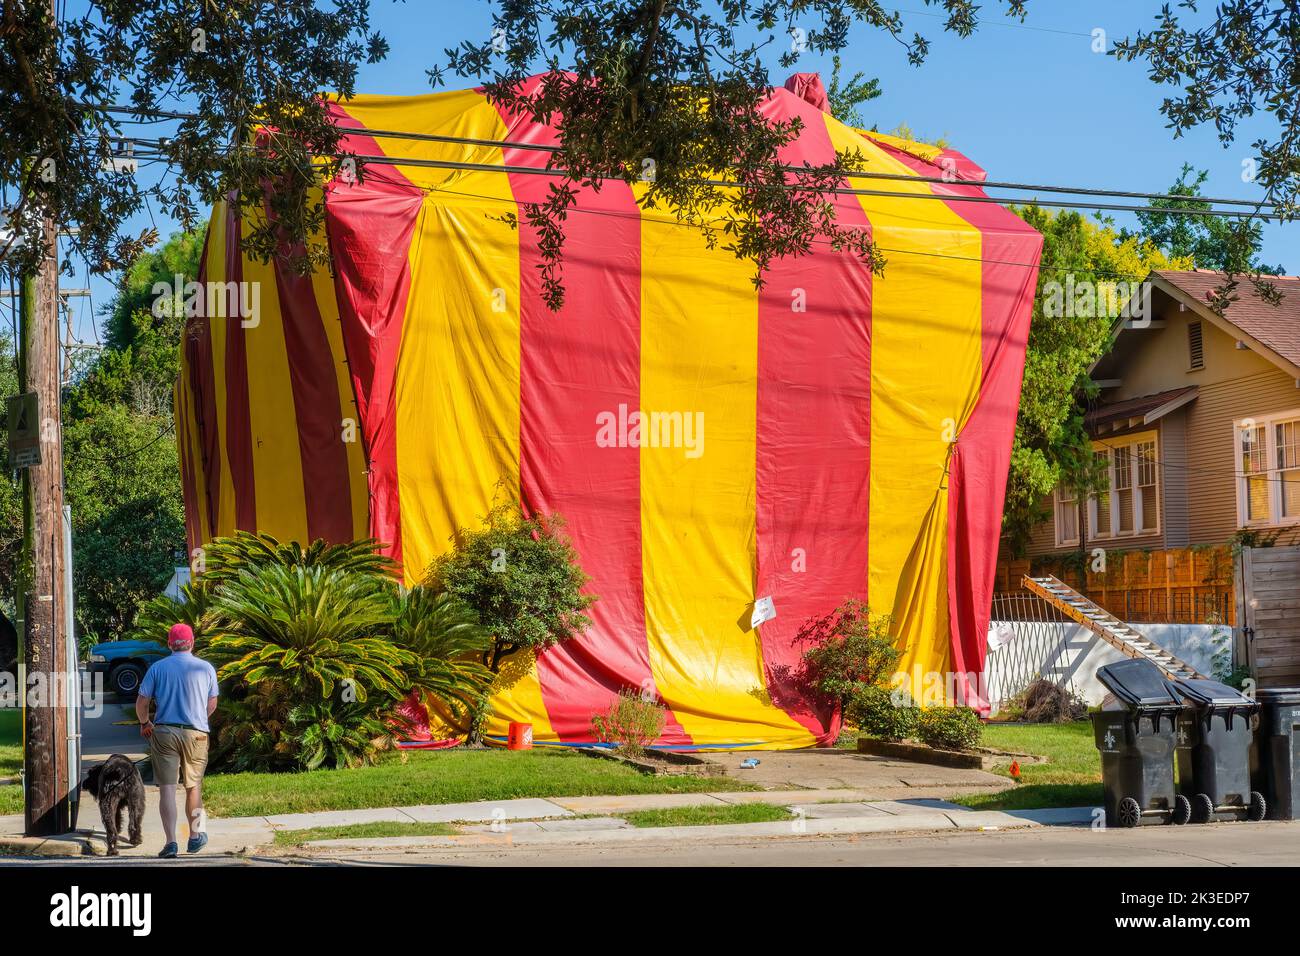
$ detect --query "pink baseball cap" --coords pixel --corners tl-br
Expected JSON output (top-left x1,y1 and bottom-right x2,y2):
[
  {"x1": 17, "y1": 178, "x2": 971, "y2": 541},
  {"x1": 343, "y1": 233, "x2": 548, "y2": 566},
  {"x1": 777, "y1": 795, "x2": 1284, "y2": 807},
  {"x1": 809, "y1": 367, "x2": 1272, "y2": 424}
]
[{"x1": 168, "y1": 623, "x2": 195, "y2": 651}]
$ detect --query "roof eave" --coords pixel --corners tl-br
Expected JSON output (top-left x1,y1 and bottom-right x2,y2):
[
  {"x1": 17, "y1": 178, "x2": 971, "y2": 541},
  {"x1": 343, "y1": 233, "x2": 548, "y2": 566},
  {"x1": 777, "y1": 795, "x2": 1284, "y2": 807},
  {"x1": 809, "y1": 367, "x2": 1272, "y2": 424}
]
[{"x1": 1146, "y1": 272, "x2": 1300, "y2": 382}]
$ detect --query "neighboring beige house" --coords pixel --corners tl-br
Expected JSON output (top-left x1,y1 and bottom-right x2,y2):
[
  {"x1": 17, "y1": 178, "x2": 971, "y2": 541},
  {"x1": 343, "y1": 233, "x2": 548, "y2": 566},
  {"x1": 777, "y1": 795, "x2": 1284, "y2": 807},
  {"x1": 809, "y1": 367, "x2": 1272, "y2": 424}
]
[{"x1": 1023, "y1": 269, "x2": 1300, "y2": 556}]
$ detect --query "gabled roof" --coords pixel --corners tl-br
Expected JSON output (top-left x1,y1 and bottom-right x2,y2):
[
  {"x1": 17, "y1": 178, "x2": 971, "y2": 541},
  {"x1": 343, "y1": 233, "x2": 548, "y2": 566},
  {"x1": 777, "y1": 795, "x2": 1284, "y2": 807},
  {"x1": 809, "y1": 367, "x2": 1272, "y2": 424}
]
[
  {"x1": 1149, "y1": 270, "x2": 1300, "y2": 377},
  {"x1": 1085, "y1": 385, "x2": 1199, "y2": 434}
]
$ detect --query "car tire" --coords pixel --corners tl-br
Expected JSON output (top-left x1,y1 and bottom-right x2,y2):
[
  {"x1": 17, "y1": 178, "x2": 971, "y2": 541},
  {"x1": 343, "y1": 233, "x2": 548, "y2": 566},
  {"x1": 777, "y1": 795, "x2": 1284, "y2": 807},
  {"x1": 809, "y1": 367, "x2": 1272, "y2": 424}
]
[{"x1": 110, "y1": 663, "x2": 145, "y2": 696}]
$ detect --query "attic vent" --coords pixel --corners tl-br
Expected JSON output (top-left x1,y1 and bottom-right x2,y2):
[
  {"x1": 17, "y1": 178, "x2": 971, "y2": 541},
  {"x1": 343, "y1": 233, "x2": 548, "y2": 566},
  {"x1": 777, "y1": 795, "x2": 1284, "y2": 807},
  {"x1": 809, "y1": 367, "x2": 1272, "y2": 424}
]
[{"x1": 1188, "y1": 321, "x2": 1205, "y2": 371}]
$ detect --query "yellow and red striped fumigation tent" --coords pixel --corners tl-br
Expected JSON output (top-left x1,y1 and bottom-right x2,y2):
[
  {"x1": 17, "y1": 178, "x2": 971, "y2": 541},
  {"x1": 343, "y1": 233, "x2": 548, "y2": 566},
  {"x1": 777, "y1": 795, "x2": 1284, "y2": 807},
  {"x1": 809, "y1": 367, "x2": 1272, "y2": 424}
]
[{"x1": 175, "y1": 73, "x2": 1043, "y2": 749}]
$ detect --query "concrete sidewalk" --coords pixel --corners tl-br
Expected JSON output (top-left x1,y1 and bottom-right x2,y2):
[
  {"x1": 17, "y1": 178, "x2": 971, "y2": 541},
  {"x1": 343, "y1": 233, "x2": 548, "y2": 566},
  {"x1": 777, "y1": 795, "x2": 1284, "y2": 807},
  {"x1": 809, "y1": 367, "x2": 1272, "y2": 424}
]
[
  {"x1": 1, "y1": 787, "x2": 1095, "y2": 858},
  {"x1": 290, "y1": 797, "x2": 1097, "y2": 852}
]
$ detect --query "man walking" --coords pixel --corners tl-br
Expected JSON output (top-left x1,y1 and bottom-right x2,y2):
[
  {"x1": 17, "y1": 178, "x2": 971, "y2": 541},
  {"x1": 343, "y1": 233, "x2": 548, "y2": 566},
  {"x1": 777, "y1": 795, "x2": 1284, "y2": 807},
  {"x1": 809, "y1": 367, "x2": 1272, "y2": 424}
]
[{"x1": 135, "y1": 623, "x2": 219, "y2": 858}]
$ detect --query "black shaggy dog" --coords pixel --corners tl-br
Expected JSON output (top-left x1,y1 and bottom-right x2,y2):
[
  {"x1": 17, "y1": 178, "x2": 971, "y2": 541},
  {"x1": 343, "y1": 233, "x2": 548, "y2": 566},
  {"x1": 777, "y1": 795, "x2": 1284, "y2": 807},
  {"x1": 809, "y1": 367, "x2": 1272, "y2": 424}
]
[{"x1": 82, "y1": 755, "x2": 145, "y2": 855}]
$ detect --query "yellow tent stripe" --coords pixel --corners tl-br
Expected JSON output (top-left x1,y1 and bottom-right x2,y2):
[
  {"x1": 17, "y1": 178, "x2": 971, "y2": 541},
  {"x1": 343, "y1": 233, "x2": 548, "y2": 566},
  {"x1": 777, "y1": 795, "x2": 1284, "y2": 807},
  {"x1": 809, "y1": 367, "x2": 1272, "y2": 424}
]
[
  {"x1": 240, "y1": 207, "x2": 309, "y2": 544},
  {"x1": 637, "y1": 202, "x2": 815, "y2": 748},
  {"x1": 822, "y1": 114, "x2": 984, "y2": 695},
  {"x1": 337, "y1": 92, "x2": 556, "y2": 741}
]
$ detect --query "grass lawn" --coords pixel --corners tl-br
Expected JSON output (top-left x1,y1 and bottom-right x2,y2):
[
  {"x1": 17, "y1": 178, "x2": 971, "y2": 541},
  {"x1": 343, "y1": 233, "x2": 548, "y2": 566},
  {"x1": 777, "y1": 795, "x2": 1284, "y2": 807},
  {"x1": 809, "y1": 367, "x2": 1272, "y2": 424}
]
[
  {"x1": 204, "y1": 747, "x2": 755, "y2": 818},
  {"x1": 618, "y1": 802, "x2": 793, "y2": 828},
  {"x1": 952, "y1": 720, "x2": 1102, "y2": 812},
  {"x1": 273, "y1": 821, "x2": 458, "y2": 846},
  {"x1": 0, "y1": 709, "x2": 22, "y2": 816}
]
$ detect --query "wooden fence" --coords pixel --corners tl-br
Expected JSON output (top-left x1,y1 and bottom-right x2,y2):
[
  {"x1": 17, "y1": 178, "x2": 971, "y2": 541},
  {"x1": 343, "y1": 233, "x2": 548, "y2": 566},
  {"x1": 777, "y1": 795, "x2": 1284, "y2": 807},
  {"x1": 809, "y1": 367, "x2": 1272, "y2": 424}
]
[
  {"x1": 1239, "y1": 545, "x2": 1300, "y2": 687},
  {"x1": 995, "y1": 546, "x2": 1235, "y2": 625}
]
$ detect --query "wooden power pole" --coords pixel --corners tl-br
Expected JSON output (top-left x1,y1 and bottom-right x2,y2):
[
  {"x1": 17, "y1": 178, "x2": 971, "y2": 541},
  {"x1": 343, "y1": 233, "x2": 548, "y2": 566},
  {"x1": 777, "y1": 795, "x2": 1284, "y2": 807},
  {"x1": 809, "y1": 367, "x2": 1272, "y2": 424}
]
[
  {"x1": 19, "y1": 204, "x2": 72, "y2": 837},
  {"x1": 19, "y1": 0, "x2": 73, "y2": 836}
]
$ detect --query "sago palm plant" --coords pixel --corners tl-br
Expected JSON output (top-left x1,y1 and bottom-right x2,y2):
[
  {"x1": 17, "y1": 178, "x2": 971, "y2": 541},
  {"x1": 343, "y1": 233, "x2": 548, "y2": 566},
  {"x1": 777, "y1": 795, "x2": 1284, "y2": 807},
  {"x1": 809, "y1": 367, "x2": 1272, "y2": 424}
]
[
  {"x1": 389, "y1": 586, "x2": 495, "y2": 726},
  {"x1": 206, "y1": 562, "x2": 414, "y2": 702}
]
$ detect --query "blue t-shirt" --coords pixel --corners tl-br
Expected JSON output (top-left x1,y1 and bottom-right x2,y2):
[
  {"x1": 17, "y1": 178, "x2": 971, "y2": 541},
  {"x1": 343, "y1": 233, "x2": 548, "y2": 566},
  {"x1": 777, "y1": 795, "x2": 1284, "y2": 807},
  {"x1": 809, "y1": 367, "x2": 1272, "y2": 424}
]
[{"x1": 139, "y1": 651, "x2": 220, "y2": 732}]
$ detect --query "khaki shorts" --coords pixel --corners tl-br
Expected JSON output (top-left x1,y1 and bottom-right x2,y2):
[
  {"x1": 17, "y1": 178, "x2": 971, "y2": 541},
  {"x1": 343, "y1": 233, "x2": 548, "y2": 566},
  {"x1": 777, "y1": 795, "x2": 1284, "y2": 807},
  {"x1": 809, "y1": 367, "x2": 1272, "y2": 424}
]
[{"x1": 150, "y1": 725, "x2": 209, "y2": 788}]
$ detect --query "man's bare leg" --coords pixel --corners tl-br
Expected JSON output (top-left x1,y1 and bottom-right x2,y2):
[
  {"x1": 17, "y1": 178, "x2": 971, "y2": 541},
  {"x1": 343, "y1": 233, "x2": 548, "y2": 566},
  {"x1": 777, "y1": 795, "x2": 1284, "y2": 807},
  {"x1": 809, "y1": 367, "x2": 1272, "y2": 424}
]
[
  {"x1": 158, "y1": 784, "x2": 178, "y2": 844},
  {"x1": 185, "y1": 784, "x2": 205, "y2": 837}
]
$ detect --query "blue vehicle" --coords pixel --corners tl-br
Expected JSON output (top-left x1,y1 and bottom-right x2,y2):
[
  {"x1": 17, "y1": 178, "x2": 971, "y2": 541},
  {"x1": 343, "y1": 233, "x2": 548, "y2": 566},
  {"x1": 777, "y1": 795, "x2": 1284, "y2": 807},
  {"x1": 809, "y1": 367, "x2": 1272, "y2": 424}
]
[{"x1": 87, "y1": 640, "x2": 166, "y2": 696}]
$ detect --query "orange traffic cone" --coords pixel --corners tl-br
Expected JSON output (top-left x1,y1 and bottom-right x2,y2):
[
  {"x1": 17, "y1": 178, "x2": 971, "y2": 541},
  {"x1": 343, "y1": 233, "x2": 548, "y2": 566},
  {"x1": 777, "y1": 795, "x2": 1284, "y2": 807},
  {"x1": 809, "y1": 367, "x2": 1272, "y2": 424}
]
[{"x1": 1009, "y1": 759, "x2": 1021, "y2": 781}]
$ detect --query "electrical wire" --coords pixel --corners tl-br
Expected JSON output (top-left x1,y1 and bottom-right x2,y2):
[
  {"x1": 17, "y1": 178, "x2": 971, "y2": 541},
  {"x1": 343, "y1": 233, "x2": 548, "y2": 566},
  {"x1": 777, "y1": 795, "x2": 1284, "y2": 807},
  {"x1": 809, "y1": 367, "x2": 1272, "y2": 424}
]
[
  {"x1": 78, "y1": 108, "x2": 1286, "y2": 213},
  {"x1": 75, "y1": 422, "x2": 175, "y2": 463}
]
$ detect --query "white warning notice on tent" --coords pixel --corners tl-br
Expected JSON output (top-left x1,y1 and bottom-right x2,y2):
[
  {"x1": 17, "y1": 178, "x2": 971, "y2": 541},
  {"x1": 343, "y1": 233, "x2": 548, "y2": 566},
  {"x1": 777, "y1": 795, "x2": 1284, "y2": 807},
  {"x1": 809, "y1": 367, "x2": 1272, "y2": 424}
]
[{"x1": 751, "y1": 596, "x2": 776, "y2": 628}]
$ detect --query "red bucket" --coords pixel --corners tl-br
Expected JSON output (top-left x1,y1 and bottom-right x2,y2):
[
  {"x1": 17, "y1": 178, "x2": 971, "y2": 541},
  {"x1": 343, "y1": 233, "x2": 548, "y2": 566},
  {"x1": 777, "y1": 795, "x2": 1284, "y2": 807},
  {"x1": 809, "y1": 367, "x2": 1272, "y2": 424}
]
[{"x1": 507, "y1": 722, "x2": 533, "y2": 750}]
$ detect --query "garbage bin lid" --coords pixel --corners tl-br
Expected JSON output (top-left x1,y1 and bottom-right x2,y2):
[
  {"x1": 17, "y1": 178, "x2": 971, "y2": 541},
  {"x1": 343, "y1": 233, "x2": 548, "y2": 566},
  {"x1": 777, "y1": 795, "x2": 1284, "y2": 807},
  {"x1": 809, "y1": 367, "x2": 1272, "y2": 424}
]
[
  {"x1": 1172, "y1": 678, "x2": 1258, "y2": 711},
  {"x1": 1095, "y1": 658, "x2": 1181, "y2": 710},
  {"x1": 1255, "y1": 687, "x2": 1300, "y2": 705}
]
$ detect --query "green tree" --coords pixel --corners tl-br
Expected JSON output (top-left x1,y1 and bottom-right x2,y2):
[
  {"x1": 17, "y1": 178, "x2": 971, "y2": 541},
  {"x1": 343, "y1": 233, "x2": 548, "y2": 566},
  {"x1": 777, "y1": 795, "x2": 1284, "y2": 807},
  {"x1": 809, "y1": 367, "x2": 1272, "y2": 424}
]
[
  {"x1": 1001, "y1": 206, "x2": 1192, "y2": 555},
  {"x1": 433, "y1": 1, "x2": 1033, "y2": 308},
  {"x1": 1127, "y1": 165, "x2": 1285, "y2": 276},
  {"x1": 425, "y1": 503, "x2": 595, "y2": 673},
  {"x1": 1113, "y1": 6, "x2": 1299, "y2": 220},
  {"x1": 425, "y1": 501, "x2": 595, "y2": 741},
  {"x1": 63, "y1": 405, "x2": 186, "y2": 642},
  {"x1": 824, "y1": 55, "x2": 881, "y2": 129},
  {"x1": 0, "y1": 334, "x2": 22, "y2": 620},
  {"x1": 0, "y1": 3, "x2": 385, "y2": 281}
]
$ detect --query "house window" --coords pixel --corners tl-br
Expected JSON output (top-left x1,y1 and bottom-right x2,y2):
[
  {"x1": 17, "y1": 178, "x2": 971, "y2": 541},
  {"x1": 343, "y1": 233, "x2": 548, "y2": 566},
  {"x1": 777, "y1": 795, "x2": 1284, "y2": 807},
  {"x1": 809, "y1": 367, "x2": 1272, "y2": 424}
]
[
  {"x1": 1055, "y1": 488, "x2": 1079, "y2": 546},
  {"x1": 1239, "y1": 412, "x2": 1300, "y2": 525},
  {"x1": 1060, "y1": 431, "x2": 1161, "y2": 544},
  {"x1": 1136, "y1": 439, "x2": 1159, "y2": 531},
  {"x1": 1280, "y1": 420, "x2": 1300, "y2": 518},
  {"x1": 1092, "y1": 448, "x2": 1112, "y2": 538},
  {"x1": 1241, "y1": 423, "x2": 1269, "y2": 521},
  {"x1": 1188, "y1": 321, "x2": 1205, "y2": 370}
]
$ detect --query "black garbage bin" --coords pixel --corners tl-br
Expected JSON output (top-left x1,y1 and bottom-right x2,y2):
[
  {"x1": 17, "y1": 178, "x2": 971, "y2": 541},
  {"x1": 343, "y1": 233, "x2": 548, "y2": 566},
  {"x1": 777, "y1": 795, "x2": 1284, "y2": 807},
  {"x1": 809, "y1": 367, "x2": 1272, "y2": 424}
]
[
  {"x1": 1093, "y1": 659, "x2": 1190, "y2": 828},
  {"x1": 1172, "y1": 678, "x2": 1264, "y2": 823},
  {"x1": 1252, "y1": 687, "x2": 1300, "y2": 821}
]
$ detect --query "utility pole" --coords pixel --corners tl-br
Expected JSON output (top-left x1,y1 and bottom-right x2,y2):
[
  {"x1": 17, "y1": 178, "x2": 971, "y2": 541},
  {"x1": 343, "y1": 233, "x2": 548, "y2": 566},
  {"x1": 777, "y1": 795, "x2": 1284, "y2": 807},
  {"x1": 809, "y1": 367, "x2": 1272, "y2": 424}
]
[{"x1": 19, "y1": 0, "x2": 73, "y2": 837}]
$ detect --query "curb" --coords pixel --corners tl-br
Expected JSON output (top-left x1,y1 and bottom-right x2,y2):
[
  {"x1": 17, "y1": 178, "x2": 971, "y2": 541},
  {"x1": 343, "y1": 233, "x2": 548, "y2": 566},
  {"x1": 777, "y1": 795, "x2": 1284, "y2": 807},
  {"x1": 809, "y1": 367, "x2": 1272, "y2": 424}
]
[
  {"x1": 295, "y1": 811, "x2": 1044, "y2": 851},
  {"x1": 0, "y1": 834, "x2": 90, "y2": 858}
]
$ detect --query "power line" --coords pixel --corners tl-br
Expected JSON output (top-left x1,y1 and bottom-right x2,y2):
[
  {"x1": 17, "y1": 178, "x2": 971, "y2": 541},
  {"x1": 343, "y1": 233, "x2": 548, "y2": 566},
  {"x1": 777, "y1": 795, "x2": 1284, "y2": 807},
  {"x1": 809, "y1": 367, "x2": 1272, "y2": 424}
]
[
  {"x1": 80, "y1": 107, "x2": 1286, "y2": 213},
  {"x1": 386, "y1": 178, "x2": 1287, "y2": 283},
  {"x1": 339, "y1": 152, "x2": 1290, "y2": 220},
  {"x1": 75, "y1": 421, "x2": 175, "y2": 463}
]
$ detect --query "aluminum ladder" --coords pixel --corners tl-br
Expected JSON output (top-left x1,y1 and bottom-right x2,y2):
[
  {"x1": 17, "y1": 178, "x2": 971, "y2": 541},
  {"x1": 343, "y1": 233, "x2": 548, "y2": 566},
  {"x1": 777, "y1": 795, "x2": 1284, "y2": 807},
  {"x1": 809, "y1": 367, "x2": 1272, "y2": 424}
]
[{"x1": 1022, "y1": 575, "x2": 1205, "y2": 681}]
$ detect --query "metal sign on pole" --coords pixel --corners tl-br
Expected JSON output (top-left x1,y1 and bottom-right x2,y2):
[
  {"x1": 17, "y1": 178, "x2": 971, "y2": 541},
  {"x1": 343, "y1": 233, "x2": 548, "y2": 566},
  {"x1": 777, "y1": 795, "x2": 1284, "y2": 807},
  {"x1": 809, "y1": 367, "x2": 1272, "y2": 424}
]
[{"x1": 7, "y1": 391, "x2": 42, "y2": 469}]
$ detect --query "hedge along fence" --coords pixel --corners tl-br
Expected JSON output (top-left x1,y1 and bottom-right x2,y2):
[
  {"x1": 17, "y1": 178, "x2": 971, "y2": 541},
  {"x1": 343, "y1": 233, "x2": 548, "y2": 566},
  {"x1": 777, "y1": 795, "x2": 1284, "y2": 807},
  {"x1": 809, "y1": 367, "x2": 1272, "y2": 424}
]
[{"x1": 995, "y1": 546, "x2": 1234, "y2": 625}]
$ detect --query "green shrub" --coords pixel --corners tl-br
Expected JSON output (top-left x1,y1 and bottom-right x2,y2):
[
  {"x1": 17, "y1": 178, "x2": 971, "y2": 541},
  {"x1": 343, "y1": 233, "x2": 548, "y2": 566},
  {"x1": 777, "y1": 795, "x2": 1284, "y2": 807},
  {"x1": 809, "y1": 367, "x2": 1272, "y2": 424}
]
[
  {"x1": 847, "y1": 685, "x2": 918, "y2": 741},
  {"x1": 424, "y1": 500, "x2": 596, "y2": 741},
  {"x1": 134, "y1": 531, "x2": 494, "y2": 772},
  {"x1": 590, "y1": 689, "x2": 667, "y2": 756},
  {"x1": 797, "y1": 600, "x2": 898, "y2": 709},
  {"x1": 917, "y1": 707, "x2": 983, "y2": 752}
]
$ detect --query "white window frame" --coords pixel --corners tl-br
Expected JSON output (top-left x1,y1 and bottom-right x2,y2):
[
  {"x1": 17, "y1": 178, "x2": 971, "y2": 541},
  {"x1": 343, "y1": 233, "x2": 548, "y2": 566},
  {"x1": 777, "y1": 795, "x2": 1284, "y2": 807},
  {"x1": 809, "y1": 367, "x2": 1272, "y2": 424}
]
[
  {"x1": 1234, "y1": 408, "x2": 1300, "y2": 529},
  {"x1": 1055, "y1": 430, "x2": 1161, "y2": 546},
  {"x1": 1054, "y1": 486, "x2": 1080, "y2": 547}
]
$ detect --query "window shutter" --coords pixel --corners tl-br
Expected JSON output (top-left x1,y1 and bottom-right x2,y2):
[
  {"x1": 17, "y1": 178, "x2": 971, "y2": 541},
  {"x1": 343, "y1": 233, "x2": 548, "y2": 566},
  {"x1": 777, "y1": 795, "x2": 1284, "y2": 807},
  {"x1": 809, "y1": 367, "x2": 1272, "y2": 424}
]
[{"x1": 1187, "y1": 321, "x2": 1205, "y2": 370}]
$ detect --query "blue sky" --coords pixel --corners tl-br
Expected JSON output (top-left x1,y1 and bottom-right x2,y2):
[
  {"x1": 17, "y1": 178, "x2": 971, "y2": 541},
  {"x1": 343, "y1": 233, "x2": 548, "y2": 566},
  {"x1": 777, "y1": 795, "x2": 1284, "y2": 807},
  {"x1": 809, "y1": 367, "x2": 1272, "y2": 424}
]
[{"x1": 66, "y1": 1, "x2": 1294, "y2": 343}]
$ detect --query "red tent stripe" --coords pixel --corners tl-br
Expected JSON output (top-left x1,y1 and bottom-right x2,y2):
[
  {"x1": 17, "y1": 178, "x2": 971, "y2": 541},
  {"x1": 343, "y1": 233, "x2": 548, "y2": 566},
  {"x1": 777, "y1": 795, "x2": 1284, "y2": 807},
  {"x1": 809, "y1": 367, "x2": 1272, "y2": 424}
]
[
  {"x1": 175, "y1": 378, "x2": 201, "y2": 556},
  {"x1": 873, "y1": 142, "x2": 1042, "y2": 707},
  {"x1": 270, "y1": 231, "x2": 356, "y2": 545},
  {"x1": 753, "y1": 89, "x2": 874, "y2": 741},
  {"x1": 186, "y1": 227, "x2": 221, "y2": 538},
  {"x1": 323, "y1": 102, "x2": 424, "y2": 564},
  {"x1": 223, "y1": 207, "x2": 258, "y2": 531},
  {"x1": 491, "y1": 88, "x2": 693, "y2": 744}
]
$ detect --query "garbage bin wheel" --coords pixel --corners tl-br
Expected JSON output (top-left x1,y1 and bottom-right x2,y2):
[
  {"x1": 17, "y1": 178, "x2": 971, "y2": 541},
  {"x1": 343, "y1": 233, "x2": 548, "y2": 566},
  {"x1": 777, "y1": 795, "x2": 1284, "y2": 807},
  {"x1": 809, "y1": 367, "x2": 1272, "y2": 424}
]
[
  {"x1": 1192, "y1": 793, "x2": 1215, "y2": 824},
  {"x1": 1248, "y1": 791, "x2": 1267, "y2": 822},
  {"x1": 1118, "y1": 797, "x2": 1142, "y2": 828},
  {"x1": 1171, "y1": 794, "x2": 1192, "y2": 826}
]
